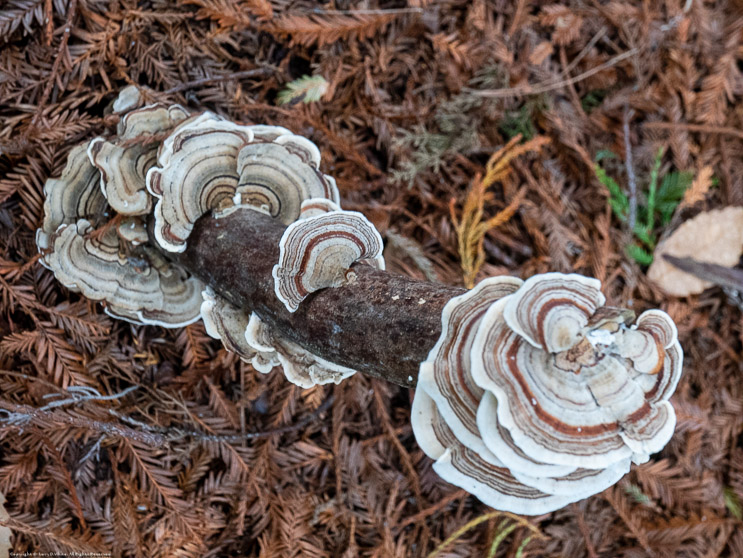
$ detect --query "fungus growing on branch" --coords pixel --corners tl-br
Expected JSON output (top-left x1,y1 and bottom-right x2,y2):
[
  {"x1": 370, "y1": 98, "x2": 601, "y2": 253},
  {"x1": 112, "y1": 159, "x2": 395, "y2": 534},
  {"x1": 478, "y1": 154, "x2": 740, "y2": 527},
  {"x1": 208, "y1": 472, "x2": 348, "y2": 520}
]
[
  {"x1": 411, "y1": 272, "x2": 681, "y2": 513},
  {"x1": 273, "y1": 208, "x2": 385, "y2": 312},
  {"x1": 37, "y1": 88, "x2": 684, "y2": 516}
]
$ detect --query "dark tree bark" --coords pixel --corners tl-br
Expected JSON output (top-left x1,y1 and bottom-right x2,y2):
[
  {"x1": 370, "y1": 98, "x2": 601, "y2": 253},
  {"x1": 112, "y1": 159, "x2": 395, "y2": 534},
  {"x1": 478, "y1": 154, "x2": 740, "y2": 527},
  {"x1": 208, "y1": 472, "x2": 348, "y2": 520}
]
[{"x1": 170, "y1": 208, "x2": 466, "y2": 388}]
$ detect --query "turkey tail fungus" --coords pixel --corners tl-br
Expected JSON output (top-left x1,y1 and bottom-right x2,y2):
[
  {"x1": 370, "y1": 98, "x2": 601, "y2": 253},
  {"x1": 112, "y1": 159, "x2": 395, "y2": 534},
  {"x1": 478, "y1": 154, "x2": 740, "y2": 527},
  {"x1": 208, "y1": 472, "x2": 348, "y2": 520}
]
[{"x1": 37, "y1": 88, "x2": 684, "y2": 515}]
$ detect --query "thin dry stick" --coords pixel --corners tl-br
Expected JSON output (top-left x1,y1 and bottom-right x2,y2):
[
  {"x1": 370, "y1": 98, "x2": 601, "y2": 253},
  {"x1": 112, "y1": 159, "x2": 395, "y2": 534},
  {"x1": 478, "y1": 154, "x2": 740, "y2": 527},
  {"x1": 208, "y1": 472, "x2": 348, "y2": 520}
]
[
  {"x1": 469, "y1": 48, "x2": 639, "y2": 98},
  {"x1": 163, "y1": 67, "x2": 275, "y2": 94},
  {"x1": 623, "y1": 106, "x2": 638, "y2": 231},
  {"x1": 642, "y1": 121, "x2": 743, "y2": 141},
  {"x1": 397, "y1": 489, "x2": 468, "y2": 529}
]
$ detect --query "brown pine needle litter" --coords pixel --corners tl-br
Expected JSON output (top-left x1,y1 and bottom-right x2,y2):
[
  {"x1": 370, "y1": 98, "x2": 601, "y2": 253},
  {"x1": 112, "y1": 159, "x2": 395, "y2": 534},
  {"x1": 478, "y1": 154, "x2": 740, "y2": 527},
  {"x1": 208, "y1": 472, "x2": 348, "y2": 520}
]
[
  {"x1": 450, "y1": 135, "x2": 549, "y2": 288},
  {"x1": 3, "y1": 0, "x2": 743, "y2": 555}
]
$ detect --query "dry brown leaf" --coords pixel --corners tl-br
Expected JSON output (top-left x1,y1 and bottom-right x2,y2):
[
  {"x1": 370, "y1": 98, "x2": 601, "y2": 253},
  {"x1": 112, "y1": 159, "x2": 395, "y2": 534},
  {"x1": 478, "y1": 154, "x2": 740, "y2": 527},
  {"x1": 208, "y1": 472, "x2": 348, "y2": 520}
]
[
  {"x1": 648, "y1": 207, "x2": 743, "y2": 296},
  {"x1": 680, "y1": 165, "x2": 714, "y2": 208},
  {"x1": 529, "y1": 41, "x2": 554, "y2": 65}
]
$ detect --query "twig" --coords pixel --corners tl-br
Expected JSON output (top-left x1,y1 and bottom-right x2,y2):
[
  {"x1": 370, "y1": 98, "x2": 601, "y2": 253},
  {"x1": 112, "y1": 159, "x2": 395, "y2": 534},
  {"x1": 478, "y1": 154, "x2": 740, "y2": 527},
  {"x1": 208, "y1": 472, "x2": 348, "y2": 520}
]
[
  {"x1": 0, "y1": 393, "x2": 335, "y2": 447},
  {"x1": 468, "y1": 48, "x2": 639, "y2": 98},
  {"x1": 623, "y1": 106, "x2": 638, "y2": 231},
  {"x1": 163, "y1": 67, "x2": 276, "y2": 95},
  {"x1": 0, "y1": 401, "x2": 167, "y2": 446},
  {"x1": 663, "y1": 255, "x2": 743, "y2": 292},
  {"x1": 40, "y1": 385, "x2": 138, "y2": 410},
  {"x1": 642, "y1": 121, "x2": 743, "y2": 141},
  {"x1": 308, "y1": 8, "x2": 423, "y2": 15},
  {"x1": 169, "y1": 392, "x2": 335, "y2": 442}
]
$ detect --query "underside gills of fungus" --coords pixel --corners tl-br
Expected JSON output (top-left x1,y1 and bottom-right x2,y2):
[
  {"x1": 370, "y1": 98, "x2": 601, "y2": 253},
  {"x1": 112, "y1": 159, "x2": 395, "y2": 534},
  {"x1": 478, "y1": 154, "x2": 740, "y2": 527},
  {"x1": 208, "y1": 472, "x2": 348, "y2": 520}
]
[
  {"x1": 37, "y1": 87, "x2": 684, "y2": 516},
  {"x1": 273, "y1": 209, "x2": 385, "y2": 312}
]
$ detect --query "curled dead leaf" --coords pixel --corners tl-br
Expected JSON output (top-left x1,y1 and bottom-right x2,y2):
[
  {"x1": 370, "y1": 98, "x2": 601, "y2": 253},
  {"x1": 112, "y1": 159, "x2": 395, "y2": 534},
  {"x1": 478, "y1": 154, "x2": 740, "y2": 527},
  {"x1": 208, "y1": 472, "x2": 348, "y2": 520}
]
[{"x1": 648, "y1": 207, "x2": 743, "y2": 296}]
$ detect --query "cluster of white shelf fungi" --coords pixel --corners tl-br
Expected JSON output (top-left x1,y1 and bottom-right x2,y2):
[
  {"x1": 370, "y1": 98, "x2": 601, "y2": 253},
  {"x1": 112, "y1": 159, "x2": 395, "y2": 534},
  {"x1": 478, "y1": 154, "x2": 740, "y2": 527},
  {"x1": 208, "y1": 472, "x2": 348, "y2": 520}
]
[{"x1": 37, "y1": 87, "x2": 683, "y2": 515}]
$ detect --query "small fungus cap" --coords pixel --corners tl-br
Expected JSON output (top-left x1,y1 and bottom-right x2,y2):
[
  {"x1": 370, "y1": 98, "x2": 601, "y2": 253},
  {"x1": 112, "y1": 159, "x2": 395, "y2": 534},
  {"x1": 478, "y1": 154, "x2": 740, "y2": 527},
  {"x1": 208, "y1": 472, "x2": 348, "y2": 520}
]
[
  {"x1": 273, "y1": 207, "x2": 385, "y2": 313},
  {"x1": 37, "y1": 142, "x2": 108, "y2": 253},
  {"x1": 43, "y1": 220, "x2": 202, "y2": 327},
  {"x1": 88, "y1": 104, "x2": 188, "y2": 216},
  {"x1": 147, "y1": 113, "x2": 339, "y2": 253}
]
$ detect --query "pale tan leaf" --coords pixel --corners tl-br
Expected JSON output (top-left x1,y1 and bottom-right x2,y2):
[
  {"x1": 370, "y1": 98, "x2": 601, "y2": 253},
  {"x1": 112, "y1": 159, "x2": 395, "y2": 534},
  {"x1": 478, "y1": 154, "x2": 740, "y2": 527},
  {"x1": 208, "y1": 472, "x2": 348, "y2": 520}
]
[{"x1": 648, "y1": 206, "x2": 743, "y2": 296}]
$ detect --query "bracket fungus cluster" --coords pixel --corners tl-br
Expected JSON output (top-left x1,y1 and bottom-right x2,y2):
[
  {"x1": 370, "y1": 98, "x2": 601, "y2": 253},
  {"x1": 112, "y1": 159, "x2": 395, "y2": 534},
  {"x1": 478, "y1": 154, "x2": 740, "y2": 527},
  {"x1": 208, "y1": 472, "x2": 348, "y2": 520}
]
[
  {"x1": 37, "y1": 87, "x2": 684, "y2": 516},
  {"x1": 38, "y1": 87, "x2": 377, "y2": 388},
  {"x1": 413, "y1": 274, "x2": 682, "y2": 514}
]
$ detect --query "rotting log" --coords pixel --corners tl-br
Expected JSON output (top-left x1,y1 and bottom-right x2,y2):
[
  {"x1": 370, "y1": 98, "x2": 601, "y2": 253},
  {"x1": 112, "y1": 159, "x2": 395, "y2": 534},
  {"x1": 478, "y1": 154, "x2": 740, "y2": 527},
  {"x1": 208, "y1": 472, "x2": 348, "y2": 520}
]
[{"x1": 168, "y1": 208, "x2": 466, "y2": 388}]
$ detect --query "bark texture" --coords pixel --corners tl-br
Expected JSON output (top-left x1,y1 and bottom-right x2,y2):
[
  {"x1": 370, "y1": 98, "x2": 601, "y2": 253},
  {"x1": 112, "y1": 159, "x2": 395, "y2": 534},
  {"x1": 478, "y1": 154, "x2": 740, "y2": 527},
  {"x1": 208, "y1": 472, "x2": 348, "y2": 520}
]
[{"x1": 171, "y1": 208, "x2": 466, "y2": 387}]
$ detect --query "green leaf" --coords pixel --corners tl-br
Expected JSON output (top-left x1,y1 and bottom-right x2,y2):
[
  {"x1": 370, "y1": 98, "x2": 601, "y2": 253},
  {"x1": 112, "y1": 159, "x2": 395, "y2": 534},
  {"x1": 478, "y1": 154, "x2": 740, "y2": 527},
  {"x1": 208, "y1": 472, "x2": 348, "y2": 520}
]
[
  {"x1": 645, "y1": 146, "x2": 664, "y2": 229},
  {"x1": 657, "y1": 170, "x2": 693, "y2": 224},
  {"x1": 594, "y1": 164, "x2": 629, "y2": 220},
  {"x1": 594, "y1": 149, "x2": 617, "y2": 162},
  {"x1": 626, "y1": 243, "x2": 654, "y2": 266},
  {"x1": 724, "y1": 487, "x2": 742, "y2": 520},
  {"x1": 277, "y1": 75, "x2": 329, "y2": 106}
]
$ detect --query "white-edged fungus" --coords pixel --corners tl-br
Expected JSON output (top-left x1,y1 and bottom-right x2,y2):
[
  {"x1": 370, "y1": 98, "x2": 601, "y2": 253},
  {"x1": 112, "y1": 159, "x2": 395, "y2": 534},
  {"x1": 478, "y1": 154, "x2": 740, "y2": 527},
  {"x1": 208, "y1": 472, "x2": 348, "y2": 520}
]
[
  {"x1": 43, "y1": 220, "x2": 202, "y2": 327},
  {"x1": 201, "y1": 287, "x2": 357, "y2": 388},
  {"x1": 36, "y1": 142, "x2": 108, "y2": 252},
  {"x1": 245, "y1": 313, "x2": 355, "y2": 388},
  {"x1": 201, "y1": 287, "x2": 256, "y2": 361},
  {"x1": 233, "y1": 142, "x2": 339, "y2": 225},
  {"x1": 272, "y1": 209, "x2": 385, "y2": 312},
  {"x1": 88, "y1": 103, "x2": 188, "y2": 215},
  {"x1": 413, "y1": 272, "x2": 683, "y2": 514},
  {"x1": 146, "y1": 112, "x2": 340, "y2": 253},
  {"x1": 147, "y1": 113, "x2": 254, "y2": 252}
]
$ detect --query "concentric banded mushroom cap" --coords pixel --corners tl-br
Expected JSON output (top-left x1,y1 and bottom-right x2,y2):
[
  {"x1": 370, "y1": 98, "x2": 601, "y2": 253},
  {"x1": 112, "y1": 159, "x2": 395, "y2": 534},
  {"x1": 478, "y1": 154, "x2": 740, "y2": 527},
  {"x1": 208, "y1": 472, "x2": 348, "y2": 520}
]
[
  {"x1": 273, "y1": 209, "x2": 385, "y2": 312},
  {"x1": 411, "y1": 388, "x2": 588, "y2": 515},
  {"x1": 36, "y1": 142, "x2": 108, "y2": 253},
  {"x1": 471, "y1": 273, "x2": 681, "y2": 469},
  {"x1": 233, "y1": 142, "x2": 339, "y2": 225},
  {"x1": 418, "y1": 276, "x2": 579, "y2": 479},
  {"x1": 147, "y1": 113, "x2": 254, "y2": 252},
  {"x1": 412, "y1": 273, "x2": 656, "y2": 514},
  {"x1": 88, "y1": 104, "x2": 189, "y2": 216},
  {"x1": 42, "y1": 220, "x2": 202, "y2": 327},
  {"x1": 502, "y1": 272, "x2": 605, "y2": 353},
  {"x1": 417, "y1": 276, "x2": 524, "y2": 457},
  {"x1": 146, "y1": 112, "x2": 338, "y2": 253}
]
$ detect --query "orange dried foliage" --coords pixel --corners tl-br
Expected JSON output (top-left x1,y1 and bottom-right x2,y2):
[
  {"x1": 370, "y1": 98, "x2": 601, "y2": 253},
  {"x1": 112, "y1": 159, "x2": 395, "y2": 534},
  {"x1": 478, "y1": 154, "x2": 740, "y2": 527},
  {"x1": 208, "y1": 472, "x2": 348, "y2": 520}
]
[{"x1": 450, "y1": 135, "x2": 549, "y2": 288}]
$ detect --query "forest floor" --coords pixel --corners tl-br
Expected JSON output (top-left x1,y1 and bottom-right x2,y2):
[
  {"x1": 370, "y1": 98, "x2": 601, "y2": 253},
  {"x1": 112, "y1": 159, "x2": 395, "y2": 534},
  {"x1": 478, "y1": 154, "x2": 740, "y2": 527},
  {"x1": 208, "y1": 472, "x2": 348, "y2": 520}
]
[{"x1": 1, "y1": 0, "x2": 743, "y2": 556}]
